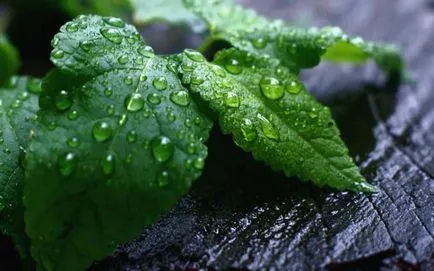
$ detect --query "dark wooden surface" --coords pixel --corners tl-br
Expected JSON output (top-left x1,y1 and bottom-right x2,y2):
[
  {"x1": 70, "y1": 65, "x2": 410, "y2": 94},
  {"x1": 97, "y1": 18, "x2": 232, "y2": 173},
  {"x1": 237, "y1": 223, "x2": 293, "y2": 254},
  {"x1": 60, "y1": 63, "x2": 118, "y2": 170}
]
[{"x1": 91, "y1": 0, "x2": 434, "y2": 270}]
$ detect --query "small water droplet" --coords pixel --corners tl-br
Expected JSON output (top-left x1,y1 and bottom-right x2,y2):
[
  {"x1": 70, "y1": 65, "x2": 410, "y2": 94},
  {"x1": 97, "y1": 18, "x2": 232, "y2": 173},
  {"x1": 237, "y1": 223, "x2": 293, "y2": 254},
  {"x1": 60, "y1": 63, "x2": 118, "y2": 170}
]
[
  {"x1": 158, "y1": 171, "x2": 170, "y2": 187},
  {"x1": 137, "y1": 46, "x2": 155, "y2": 58},
  {"x1": 103, "y1": 17, "x2": 125, "y2": 28},
  {"x1": 170, "y1": 91, "x2": 190, "y2": 107},
  {"x1": 224, "y1": 92, "x2": 240, "y2": 108},
  {"x1": 65, "y1": 22, "x2": 79, "y2": 32},
  {"x1": 193, "y1": 157, "x2": 205, "y2": 169},
  {"x1": 260, "y1": 77, "x2": 284, "y2": 100},
  {"x1": 48, "y1": 121, "x2": 57, "y2": 130},
  {"x1": 17, "y1": 92, "x2": 29, "y2": 100},
  {"x1": 191, "y1": 74, "x2": 205, "y2": 85},
  {"x1": 58, "y1": 152, "x2": 77, "y2": 177},
  {"x1": 153, "y1": 77, "x2": 168, "y2": 91},
  {"x1": 127, "y1": 130, "x2": 137, "y2": 143},
  {"x1": 118, "y1": 55, "x2": 129, "y2": 64},
  {"x1": 124, "y1": 93, "x2": 144, "y2": 112},
  {"x1": 11, "y1": 100, "x2": 21, "y2": 108},
  {"x1": 55, "y1": 90, "x2": 72, "y2": 111},
  {"x1": 151, "y1": 136, "x2": 174, "y2": 162},
  {"x1": 147, "y1": 93, "x2": 161, "y2": 105},
  {"x1": 106, "y1": 105, "x2": 115, "y2": 115},
  {"x1": 184, "y1": 49, "x2": 205, "y2": 62},
  {"x1": 27, "y1": 78, "x2": 42, "y2": 94},
  {"x1": 67, "y1": 110, "x2": 79, "y2": 120},
  {"x1": 119, "y1": 114, "x2": 128, "y2": 126},
  {"x1": 100, "y1": 28, "x2": 123, "y2": 44},
  {"x1": 210, "y1": 64, "x2": 226, "y2": 78},
  {"x1": 51, "y1": 49, "x2": 65, "y2": 59},
  {"x1": 67, "y1": 137, "x2": 80, "y2": 148},
  {"x1": 93, "y1": 121, "x2": 113, "y2": 142},
  {"x1": 143, "y1": 108, "x2": 151, "y2": 118},
  {"x1": 187, "y1": 143, "x2": 196, "y2": 154},
  {"x1": 251, "y1": 36, "x2": 268, "y2": 49},
  {"x1": 104, "y1": 88, "x2": 113, "y2": 97},
  {"x1": 257, "y1": 113, "x2": 279, "y2": 140},
  {"x1": 240, "y1": 118, "x2": 256, "y2": 142},
  {"x1": 286, "y1": 80, "x2": 302, "y2": 94},
  {"x1": 224, "y1": 59, "x2": 243, "y2": 74},
  {"x1": 101, "y1": 154, "x2": 115, "y2": 175},
  {"x1": 167, "y1": 112, "x2": 176, "y2": 122},
  {"x1": 124, "y1": 76, "x2": 133, "y2": 85},
  {"x1": 79, "y1": 40, "x2": 92, "y2": 52}
]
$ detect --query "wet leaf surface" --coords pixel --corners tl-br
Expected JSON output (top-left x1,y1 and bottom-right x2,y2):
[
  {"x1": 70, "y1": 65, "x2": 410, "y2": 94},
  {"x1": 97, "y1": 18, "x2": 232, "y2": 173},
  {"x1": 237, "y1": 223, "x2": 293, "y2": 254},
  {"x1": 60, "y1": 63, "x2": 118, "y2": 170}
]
[{"x1": 91, "y1": 0, "x2": 434, "y2": 270}]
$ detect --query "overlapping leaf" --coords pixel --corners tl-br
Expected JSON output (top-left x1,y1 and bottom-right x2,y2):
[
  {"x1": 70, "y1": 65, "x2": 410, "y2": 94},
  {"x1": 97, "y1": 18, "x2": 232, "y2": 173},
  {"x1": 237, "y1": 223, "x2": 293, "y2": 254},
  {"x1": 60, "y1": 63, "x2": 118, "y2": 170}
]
[
  {"x1": 0, "y1": 34, "x2": 20, "y2": 86},
  {"x1": 177, "y1": 48, "x2": 375, "y2": 192},
  {"x1": 183, "y1": 0, "x2": 403, "y2": 74},
  {"x1": 24, "y1": 15, "x2": 212, "y2": 271},
  {"x1": 0, "y1": 76, "x2": 41, "y2": 259}
]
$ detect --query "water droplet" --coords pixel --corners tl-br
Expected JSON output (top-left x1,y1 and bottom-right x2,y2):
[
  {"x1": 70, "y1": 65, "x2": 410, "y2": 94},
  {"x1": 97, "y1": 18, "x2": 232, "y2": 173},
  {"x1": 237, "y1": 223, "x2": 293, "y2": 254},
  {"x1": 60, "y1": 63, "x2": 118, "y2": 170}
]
[
  {"x1": 124, "y1": 93, "x2": 144, "y2": 112},
  {"x1": 119, "y1": 114, "x2": 128, "y2": 126},
  {"x1": 286, "y1": 80, "x2": 302, "y2": 94},
  {"x1": 167, "y1": 112, "x2": 176, "y2": 122},
  {"x1": 51, "y1": 49, "x2": 65, "y2": 59},
  {"x1": 184, "y1": 49, "x2": 205, "y2": 62},
  {"x1": 176, "y1": 130, "x2": 185, "y2": 139},
  {"x1": 101, "y1": 154, "x2": 115, "y2": 175},
  {"x1": 191, "y1": 74, "x2": 205, "y2": 85},
  {"x1": 93, "y1": 121, "x2": 113, "y2": 142},
  {"x1": 11, "y1": 100, "x2": 21, "y2": 108},
  {"x1": 67, "y1": 137, "x2": 80, "y2": 148},
  {"x1": 124, "y1": 76, "x2": 133, "y2": 85},
  {"x1": 224, "y1": 92, "x2": 240, "y2": 108},
  {"x1": 251, "y1": 37, "x2": 268, "y2": 49},
  {"x1": 193, "y1": 157, "x2": 205, "y2": 169},
  {"x1": 240, "y1": 118, "x2": 256, "y2": 142},
  {"x1": 67, "y1": 110, "x2": 78, "y2": 120},
  {"x1": 153, "y1": 77, "x2": 168, "y2": 91},
  {"x1": 104, "y1": 88, "x2": 113, "y2": 97},
  {"x1": 224, "y1": 59, "x2": 242, "y2": 74},
  {"x1": 260, "y1": 77, "x2": 284, "y2": 100},
  {"x1": 47, "y1": 121, "x2": 57, "y2": 130},
  {"x1": 143, "y1": 108, "x2": 151, "y2": 118},
  {"x1": 166, "y1": 62, "x2": 178, "y2": 73},
  {"x1": 55, "y1": 90, "x2": 72, "y2": 111},
  {"x1": 127, "y1": 130, "x2": 137, "y2": 143},
  {"x1": 100, "y1": 28, "x2": 123, "y2": 44},
  {"x1": 79, "y1": 40, "x2": 92, "y2": 52},
  {"x1": 27, "y1": 78, "x2": 42, "y2": 94},
  {"x1": 147, "y1": 93, "x2": 161, "y2": 105},
  {"x1": 65, "y1": 22, "x2": 79, "y2": 32},
  {"x1": 257, "y1": 113, "x2": 279, "y2": 140},
  {"x1": 106, "y1": 105, "x2": 115, "y2": 115},
  {"x1": 58, "y1": 153, "x2": 77, "y2": 177},
  {"x1": 151, "y1": 136, "x2": 174, "y2": 162},
  {"x1": 187, "y1": 143, "x2": 196, "y2": 154},
  {"x1": 137, "y1": 46, "x2": 155, "y2": 58},
  {"x1": 309, "y1": 108, "x2": 318, "y2": 119},
  {"x1": 210, "y1": 64, "x2": 226, "y2": 77},
  {"x1": 118, "y1": 55, "x2": 129, "y2": 64},
  {"x1": 103, "y1": 17, "x2": 125, "y2": 28},
  {"x1": 158, "y1": 171, "x2": 170, "y2": 187},
  {"x1": 17, "y1": 92, "x2": 29, "y2": 100},
  {"x1": 170, "y1": 91, "x2": 190, "y2": 107}
]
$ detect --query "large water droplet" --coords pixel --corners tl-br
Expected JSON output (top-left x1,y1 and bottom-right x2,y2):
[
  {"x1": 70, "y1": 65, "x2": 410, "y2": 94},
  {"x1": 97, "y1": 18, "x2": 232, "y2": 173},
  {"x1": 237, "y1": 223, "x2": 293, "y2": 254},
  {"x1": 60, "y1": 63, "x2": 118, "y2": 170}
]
[
  {"x1": 170, "y1": 91, "x2": 190, "y2": 107},
  {"x1": 101, "y1": 154, "x2": 115, "y2": 175},
  {"x1": 147, "y1": 93, "x2": 161, "y2": 105},
  {"x1": 55, "y1": 90, "x2": 72, "y2": 111},
  {"x1": 100, "y1": 28, "x2": 123, "y2": 44},
  {"x1": 240, "y1": 118, "x2": 257, "y2": 142},
  {"x1": 224, "y1": 92, "x2": 240, "y2": 108},
  {"x1": 260, "y1": 77, "x2": 284, "y2": 100},
  {"x1": 184, "y1": 49, "x2": 205, "y2": 62},
  {"x1": 124, "y1": 93, "x2": 144, "y2": 112},
  {"x1": 58, "y1": 152, "x2": 77, "y2": 177},
  {"x1": 93, "y1": 121, "x2": 113, "y2": 142},
  {"x1": 27, "y1": 78, "x2": 42, "y2": 94},
  {"x1": 137, "y1": 46, "x2": 155, "y2": 58},
  {"x1": 103, "y1": 17, "x2": 125, "y2": 28},
  {"x1": 224, "y1": 59, "x2": 243, "y2": 74},
  {"x1": 257, "y1": 113, "x2": 279, "y2": 140},
  {"x1": 151, "y1": 136, "x2": 174, "y2": 162},
  {"x1": 153, "y1": 77, "x2": 168, "y2": 91}
]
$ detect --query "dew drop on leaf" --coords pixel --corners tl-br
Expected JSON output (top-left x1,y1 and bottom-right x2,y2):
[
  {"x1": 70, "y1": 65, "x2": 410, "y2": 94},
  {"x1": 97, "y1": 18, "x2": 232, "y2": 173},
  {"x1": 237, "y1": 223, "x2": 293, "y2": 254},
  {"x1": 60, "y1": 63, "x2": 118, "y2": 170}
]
[
  {"x1": 100, "y1": 28, "x2": 123, "y2": 44},
  {"x1": 152, "y1": 77, "x2": 168, "y2": 91},
  {"x1": 103, "y1": 17, "x2": 125, "y2": 28},
  {"x1": 169, "y1": 91, "x2": 190, "y2": 107},
  {"x1": 118, "y1": 55, "x2": 129, "y2": 65},
  {"x1": 151, "y1": 136, "x2": 174, "y2": 163},
  {"x1": 106, "y1": 105, "x2": 115, "y2": 115},
  {"x1": 137, "y1": 46, "x2": 155, "y2": 58},
  {"x1": 167, "y1": 112, "x2": 176, "y2": 122},
  {"x1": 241, "y1": 118, "x2": 257, "y2": 142},
  {"x1": 67, "y1": 110, "x2": 79, "y2": 120},
  {"x1": 193, "y1": 157, "x2": 205, "y2": 170},
  {"x1": 127, "y1": 130, "x2": 137, "y2": 143},
  {"x1": 147, "y1": 93, "x2": 161, "y2": 105},
  {"x1": 251, "y1": 37, "x2": 268, "y2": 49},
  {"x1": 104, "y1": 88, "x2": 113, "y2": 97},
  {"x1": 93, "y1": 121, "x2": 113, "y2": 142},
  {"x1": 101, "y1": 154, "x2": 115, "y2": 175},
  {"x1": 257, "y1": 113, "x2": 279, "y2": 140},
  {"x1": 191, "y1": 74, "x2": 205, "y2": 85},
  {"x1": 184, "y1": 49, "x2": 205, "y2": 62},
  {"x1": 224, "y1": 92, "x2": 240, "y2": 108},
  {"x1": 51, "y1": 49, "x2": 65, "y2": 59},
  {"x1": 55, "y1": 90, "x2": 72, "y2": 111},
  {"x1": 65, "y1": 22, "x2": 79, "y2": 33},
  {"x1": 124, "y1": 76, "x2": 133, "y2": 85},
  {"x1": 224, "y1": 58, "x2": 243, "y2": 74},
  {"x1": 158, "y1": 171, "x2": 170, "y2": 187},
  {"x1": 67, "y1": 137, "x2": 80, "y2": 148},
  {"x1": 79, "y1": 40, "x2": 92, "y2": 52},
  {"x1": 118, "y1": 114, "x2": 128, "y2": 126},
  {"x1": 187, "y1": 143, "x2": 196, "y2": 154},
  {"x1": 286, "y1": 80, "x2": 302, "y2": 94},
  {"x1": 124, "y1": 93, "x2": 145, "y2": 112},
  {"x1": 260, "y1": 77, "x2": 284, "y2": 100},
  {"x1": 27, "y1": 78, "x2": 42, "y2": 94},
  {"x1": 58, "y1": 152, "x2": 77, "y2": 177}
]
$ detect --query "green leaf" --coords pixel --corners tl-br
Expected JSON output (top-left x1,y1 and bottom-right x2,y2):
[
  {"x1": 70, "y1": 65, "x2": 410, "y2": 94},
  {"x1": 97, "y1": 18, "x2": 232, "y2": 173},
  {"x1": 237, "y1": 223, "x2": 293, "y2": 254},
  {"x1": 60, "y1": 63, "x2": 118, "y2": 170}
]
[
  {"x1": 130, "y1": 0, "x2": 200, "y2": 26},
  {"x1": 24, "y1": 15, "x2": 212, "y2": 271},
  {"x1": 0, "y1": 76, "x2": 41, "y2": 259},
  {"x1": 59, "y1": 0, "x2": 131, "y2": 18},
  {"x1": 0, "y1": 34, "x2": 20, "y2": 86},
  {"x1": 178, "y1": 48, "x2": 375, "y2": 192},
  {"x1": 183, "y1": 0, "x2": 404, "y2": 74}
]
